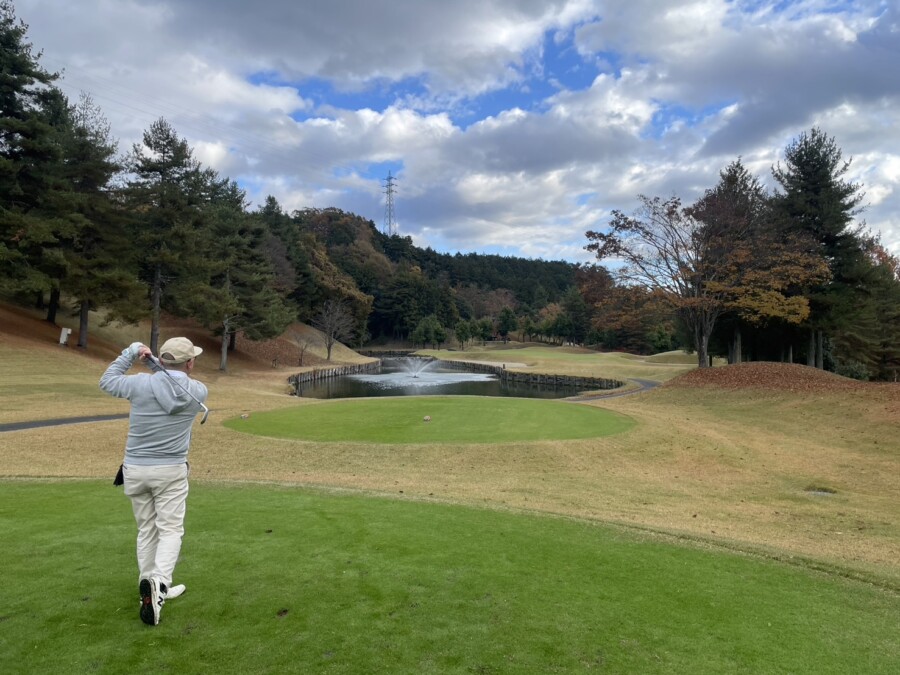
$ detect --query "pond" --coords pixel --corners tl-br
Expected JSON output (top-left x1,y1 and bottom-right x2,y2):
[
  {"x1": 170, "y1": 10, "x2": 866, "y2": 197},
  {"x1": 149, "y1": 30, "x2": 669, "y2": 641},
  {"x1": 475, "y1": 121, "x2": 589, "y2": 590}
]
[{"x1": 294, "y1": 357, "x2": 592, "y2": 400}]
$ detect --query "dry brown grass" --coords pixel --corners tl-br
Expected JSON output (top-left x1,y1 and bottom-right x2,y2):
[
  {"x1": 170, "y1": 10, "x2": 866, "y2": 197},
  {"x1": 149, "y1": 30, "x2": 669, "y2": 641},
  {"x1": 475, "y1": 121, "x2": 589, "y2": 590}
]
[{"x1": 2, "y1": 304, "x2": 898, "y2": 586}]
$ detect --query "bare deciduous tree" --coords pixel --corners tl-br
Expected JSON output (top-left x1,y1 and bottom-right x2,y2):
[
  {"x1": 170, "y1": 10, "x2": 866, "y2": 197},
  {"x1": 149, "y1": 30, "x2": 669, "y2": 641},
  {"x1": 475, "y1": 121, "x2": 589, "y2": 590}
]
[
  {"x1": 290, "y1": 329, "x2": 320, "y2": 366},
  {"x1": 311, "y1": 300, "x2": 355, "y2": 361}
]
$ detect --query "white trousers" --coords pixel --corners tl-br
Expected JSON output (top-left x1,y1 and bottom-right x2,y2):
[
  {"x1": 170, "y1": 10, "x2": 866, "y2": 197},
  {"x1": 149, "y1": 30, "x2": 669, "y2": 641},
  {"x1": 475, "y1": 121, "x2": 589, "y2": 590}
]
[{"x1": 122, "y1": 463, "x2": 189, "y2": 589}]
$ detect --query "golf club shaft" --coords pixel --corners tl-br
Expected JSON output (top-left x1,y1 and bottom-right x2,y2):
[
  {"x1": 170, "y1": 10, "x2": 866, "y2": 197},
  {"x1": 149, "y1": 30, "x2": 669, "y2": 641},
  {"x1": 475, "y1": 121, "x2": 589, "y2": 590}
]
[{"x1": 146, "y1": 354, "x2": 209, "y2": 423}]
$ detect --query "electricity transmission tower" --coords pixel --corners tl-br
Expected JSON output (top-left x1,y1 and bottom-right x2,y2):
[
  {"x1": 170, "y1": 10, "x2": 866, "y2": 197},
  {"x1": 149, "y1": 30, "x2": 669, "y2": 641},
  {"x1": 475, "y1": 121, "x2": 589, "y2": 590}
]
[{"x1": 382, "y1": 171, "x2": 398, "y2": 236}]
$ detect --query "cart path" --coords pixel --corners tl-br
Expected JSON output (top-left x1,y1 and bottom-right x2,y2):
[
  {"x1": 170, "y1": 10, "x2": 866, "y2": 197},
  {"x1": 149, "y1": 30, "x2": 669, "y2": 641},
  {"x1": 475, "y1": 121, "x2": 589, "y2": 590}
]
[
  {"x1": 567, "y1": 378, "x2": 660, "y2": 401},
  {"x1": 0, "y1": 413, "x2": 129, "y2": 433}
]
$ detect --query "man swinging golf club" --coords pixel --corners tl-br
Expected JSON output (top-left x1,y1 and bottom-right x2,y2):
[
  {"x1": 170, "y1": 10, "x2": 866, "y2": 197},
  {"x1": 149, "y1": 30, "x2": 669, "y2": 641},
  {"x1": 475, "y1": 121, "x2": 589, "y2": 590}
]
[{"x1": 100, "y1": 337, "x2": 209, "y2": 626}]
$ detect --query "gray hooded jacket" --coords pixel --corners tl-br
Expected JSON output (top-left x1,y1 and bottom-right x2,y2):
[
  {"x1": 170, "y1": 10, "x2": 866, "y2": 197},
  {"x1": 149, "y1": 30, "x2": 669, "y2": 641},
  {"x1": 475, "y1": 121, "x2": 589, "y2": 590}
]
[{"x1": 100, "y1": 342, "x2": 209, "y2": 466}]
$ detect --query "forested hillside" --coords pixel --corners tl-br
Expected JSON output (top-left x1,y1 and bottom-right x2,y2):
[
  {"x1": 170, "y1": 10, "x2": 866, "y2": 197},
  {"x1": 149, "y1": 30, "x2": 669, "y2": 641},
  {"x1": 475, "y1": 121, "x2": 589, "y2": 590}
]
[{"x1": 288, "y1": 205, "x2": 578, "y2": 339}]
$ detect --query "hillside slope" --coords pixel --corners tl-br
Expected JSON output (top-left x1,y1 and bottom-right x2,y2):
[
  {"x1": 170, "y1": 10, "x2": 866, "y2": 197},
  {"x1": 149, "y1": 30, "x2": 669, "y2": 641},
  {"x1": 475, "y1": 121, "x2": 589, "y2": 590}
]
[{"x1": 0, "y1": 302, "x2": 370, "y2": 376}]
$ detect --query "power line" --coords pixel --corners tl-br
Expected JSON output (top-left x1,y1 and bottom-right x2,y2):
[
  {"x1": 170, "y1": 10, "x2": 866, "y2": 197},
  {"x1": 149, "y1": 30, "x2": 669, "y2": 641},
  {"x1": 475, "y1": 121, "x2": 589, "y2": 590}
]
[{"x1": 382, "y1": 171, "x2": 398, "y2": 236}]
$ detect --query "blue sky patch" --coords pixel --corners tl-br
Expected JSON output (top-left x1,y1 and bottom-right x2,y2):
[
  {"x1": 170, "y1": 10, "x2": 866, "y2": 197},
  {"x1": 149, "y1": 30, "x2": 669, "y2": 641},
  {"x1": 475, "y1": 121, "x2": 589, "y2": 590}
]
[
  {"x1": 245, "y1": 72, "x2": 434, "y2": 121},
  {"x1": 359, "y1": 160, "x2": 405, "y2": 182},
  {"x1": 646, "y1": 100, "x2": 738, "y2": 139},
  {"x1": 543, "y1": 31, "x2": 611, "y2": 85},
  {"x1": 447, "y1": 29, "x2": 603, "y2": 127},
  {"x1": 250, "y1": 27, "x2": 609, "y2": 130}
]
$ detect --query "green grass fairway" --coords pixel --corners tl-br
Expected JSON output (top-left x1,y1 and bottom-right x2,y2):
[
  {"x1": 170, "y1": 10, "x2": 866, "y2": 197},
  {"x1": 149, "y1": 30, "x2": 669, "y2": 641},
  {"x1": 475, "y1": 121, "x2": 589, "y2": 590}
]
[
  {"x1": 224, "y1": 396, "x2": 635, "y2": 443},
  {"x1": 2, "y1": 481, "x2": 898, "y2": 674},
  {"x1": 417, "y1": 346, "x2": 711, "y2": 382}
]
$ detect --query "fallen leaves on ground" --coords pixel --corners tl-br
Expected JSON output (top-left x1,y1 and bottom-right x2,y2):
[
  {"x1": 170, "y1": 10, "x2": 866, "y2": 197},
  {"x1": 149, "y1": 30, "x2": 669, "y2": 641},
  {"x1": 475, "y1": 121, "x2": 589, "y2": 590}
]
[{"x1": 666, "y1": 361, "x2": 899, "y2": 396}]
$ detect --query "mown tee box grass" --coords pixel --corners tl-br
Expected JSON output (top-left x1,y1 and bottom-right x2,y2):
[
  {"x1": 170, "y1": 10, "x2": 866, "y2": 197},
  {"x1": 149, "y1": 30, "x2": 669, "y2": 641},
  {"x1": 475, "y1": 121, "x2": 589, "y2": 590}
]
[{"x1": 224, "y1": 396, "x2": 635, "y2": 443}]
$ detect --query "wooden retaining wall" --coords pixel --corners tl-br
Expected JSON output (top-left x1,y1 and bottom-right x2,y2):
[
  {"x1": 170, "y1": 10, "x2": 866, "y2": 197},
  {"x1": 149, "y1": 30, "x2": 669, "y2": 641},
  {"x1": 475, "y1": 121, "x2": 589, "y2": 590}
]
[{"x1": 288, "y1": 361, "x2": 381, "y2": 395}]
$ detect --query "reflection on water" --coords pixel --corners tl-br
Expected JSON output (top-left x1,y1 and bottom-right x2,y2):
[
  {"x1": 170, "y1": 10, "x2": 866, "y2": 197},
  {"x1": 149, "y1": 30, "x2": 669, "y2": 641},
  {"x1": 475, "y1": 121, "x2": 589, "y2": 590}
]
[{"x1": 294, "y1": 357, "x2": 589, "y2": 400}]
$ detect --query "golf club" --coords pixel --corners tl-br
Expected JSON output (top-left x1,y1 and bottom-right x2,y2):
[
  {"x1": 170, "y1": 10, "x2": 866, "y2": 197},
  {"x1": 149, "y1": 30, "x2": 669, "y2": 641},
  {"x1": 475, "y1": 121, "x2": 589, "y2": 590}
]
[{"x1": 145, "y1": 354, "x2": 210, "y2": 424}]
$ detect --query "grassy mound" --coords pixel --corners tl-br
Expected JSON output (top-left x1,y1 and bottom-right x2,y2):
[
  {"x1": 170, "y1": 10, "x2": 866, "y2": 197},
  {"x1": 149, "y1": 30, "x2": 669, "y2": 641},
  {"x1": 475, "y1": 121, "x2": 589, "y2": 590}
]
[
  {"x1": 225, "y1": 396, "x2": 635, "y2": 443},
  {"x1": 665, "y1": 361, "x2": 880, "y2": 393}
]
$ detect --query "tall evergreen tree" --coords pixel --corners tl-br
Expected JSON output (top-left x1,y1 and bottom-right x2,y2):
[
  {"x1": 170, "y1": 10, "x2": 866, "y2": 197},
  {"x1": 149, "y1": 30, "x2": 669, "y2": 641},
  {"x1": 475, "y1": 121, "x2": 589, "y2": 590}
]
[
  {"x1": 185, "y1": 181, "x2": 294, "y2": 371},
  {"x1": 772, "y1": 128, "x2": 867, "y2": 369},
  {"x1": 865, "y1": 241, "x2": 900, "y2": 381},
  {"x1": 124, "y1": 118, "x2": 210, "y2": 352},
  {"x1": 0, "y1": 2, "x2": 62, "y2": 297},
  {"x1": 497, "y1": 306, "x2": 518, "y2": 342},
  {"x1": 692, "y1": 159, "x2": 828, "y2": 363},
  {"x1": 55, "y1": 94, "x2": 144, "y2": 346},
  {"x1": 826, "y1": 235, "x2": 900, "y2": 380},
  {"x1": 25, "y1": 85, "x2": 71, "y2": 322},
  {"x1": 258, "y1": 196, "x2": 319, "y2": 317},
  {"x1": 560, "y1": 286, "x2": 590, "y2": 345}
]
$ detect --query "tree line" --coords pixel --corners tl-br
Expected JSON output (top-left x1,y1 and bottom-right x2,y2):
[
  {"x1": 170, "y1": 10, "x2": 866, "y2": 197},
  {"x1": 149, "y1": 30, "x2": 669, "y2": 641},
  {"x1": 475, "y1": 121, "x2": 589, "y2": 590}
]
[{"x1": 586, "y1": 132, "x2": 900, "y2": 380}]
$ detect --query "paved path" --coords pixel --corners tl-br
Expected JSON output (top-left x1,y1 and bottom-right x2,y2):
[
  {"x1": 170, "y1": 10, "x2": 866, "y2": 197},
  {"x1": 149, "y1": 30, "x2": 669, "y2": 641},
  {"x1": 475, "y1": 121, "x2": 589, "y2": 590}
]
[
  {"x1": 567, "y1": 378, "x2": 660, "y2": 401},
  {"x1": 0, "y1": 413, "x2": 128, "y2": 433}
]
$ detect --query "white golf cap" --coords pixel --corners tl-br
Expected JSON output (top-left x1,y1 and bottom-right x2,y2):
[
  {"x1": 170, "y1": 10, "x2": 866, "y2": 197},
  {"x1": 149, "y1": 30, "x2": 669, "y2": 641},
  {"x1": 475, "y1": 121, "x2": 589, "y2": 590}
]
[{"x1": 159, "y1": 337, "x2": 203, "y2": 365}]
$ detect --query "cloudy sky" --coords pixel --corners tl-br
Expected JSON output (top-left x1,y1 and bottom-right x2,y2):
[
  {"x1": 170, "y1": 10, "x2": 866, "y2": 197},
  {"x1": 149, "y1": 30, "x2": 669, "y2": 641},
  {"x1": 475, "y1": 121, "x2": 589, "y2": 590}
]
[{"x1": 16, "y1": 0, "x2": 900, "y2": 262}]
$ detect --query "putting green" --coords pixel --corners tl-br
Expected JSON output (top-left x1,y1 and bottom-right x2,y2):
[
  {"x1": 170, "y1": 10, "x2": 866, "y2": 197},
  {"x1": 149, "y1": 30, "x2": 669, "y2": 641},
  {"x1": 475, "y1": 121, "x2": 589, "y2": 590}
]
[{"x1": 225, "y1": 396, "x2": 635, "y2": 443}]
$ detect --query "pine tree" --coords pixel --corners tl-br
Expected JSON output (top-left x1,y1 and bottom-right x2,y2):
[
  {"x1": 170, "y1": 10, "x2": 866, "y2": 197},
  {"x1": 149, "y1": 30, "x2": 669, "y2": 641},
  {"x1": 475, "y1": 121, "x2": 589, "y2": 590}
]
[
  {"x1": 869, "y1": 250, "x2": 900, "y2": 381},
  {"x1": 0, "y1": 2, "x2": 63, "y2": 297},
  {"x1": 560, "y1": 286, "x2": 589, "y2": 345},
  {"x1": 497, "y1": 306, "x2": 518, "y2": 343},
  {"x1": 54, "y1": 94, "x2": 144, "y2": 346},
  {"x1": 184, "y1": 181, "x2": 294, "y2": 371},
  {"x1": 693, "y1": 159, "x2": 828, "y2": 363},
  {"x1": 829, "y1": 236, "x2": 900, "y2": 380},
  {"x1": 772, "y1": 128, "x2": 867, "y2": 369},
  {"x1": 123, "y1": 118, "x2": 211, "y2": 352}
]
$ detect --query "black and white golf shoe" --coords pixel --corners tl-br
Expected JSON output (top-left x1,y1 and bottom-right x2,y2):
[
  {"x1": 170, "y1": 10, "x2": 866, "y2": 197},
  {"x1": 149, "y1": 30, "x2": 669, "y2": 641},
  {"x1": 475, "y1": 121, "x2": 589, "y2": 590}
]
[{"x1": 139, "y1": 578, "x2": 163, "y2": 625}]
